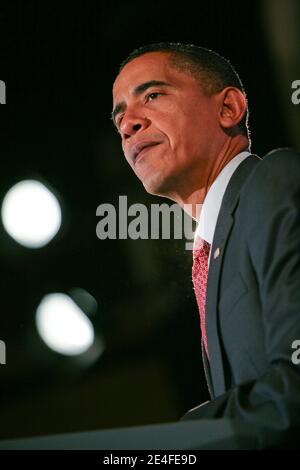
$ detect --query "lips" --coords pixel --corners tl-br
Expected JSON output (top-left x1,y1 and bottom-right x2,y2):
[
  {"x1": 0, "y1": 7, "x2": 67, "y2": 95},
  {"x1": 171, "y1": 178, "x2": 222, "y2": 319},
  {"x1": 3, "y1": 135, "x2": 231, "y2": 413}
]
[{"x1": 130, "y1": 141, "x2": 162, "y2": 163}]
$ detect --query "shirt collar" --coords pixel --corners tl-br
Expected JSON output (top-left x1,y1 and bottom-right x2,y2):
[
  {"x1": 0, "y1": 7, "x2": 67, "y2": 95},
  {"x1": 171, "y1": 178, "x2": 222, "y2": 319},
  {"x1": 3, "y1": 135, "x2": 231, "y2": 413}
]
[{"x1": 195, "y1": 150, "x2": 251, "y2": 245}]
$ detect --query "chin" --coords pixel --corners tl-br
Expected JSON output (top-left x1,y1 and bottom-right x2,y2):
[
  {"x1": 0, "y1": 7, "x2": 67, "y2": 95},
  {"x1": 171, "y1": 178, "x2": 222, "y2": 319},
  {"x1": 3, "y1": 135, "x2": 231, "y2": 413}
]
[
  {"x1": 142, "y1": 181, "x2": 160, "y2": 196},
  {"x1": 142, "y1": 176, "x2": 173, "y2": 199}
]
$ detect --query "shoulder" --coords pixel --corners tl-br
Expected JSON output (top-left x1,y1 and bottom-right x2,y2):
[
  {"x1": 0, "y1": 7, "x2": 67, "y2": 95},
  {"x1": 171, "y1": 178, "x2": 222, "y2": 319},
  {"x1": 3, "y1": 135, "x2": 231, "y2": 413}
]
[
  {"x1": 237, "y1": 148, "x2": 300, "y2": 230},
  {"x1": 252, "y1": 147, "x2": 300, "y2": 178},
  {"x1": 241, "y1": 148, "x2": 300, "y2": 200},
  {"x1": 237, "y1": 149, "x2": 300, "y2": 278}
]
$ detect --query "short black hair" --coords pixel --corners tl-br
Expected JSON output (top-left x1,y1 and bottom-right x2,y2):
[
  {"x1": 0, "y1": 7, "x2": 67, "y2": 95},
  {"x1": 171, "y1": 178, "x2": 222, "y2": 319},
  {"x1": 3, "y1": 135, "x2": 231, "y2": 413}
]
[{"x1": 120, "y1": 42, "x2": 250, "y2": 139}]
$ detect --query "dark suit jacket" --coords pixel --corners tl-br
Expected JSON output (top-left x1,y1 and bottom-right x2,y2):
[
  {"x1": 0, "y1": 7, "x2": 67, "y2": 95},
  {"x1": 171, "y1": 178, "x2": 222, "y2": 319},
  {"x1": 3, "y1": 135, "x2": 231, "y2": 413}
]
[{"x1": 183, "y1": 148, "x2": 300, "y2": 449}]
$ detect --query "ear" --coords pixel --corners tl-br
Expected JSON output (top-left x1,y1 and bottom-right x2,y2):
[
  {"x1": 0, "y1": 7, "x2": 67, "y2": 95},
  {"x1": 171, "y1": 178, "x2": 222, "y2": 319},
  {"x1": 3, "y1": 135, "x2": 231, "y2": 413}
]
[{"x1": 218, "y1": 87, "x2": 247, "y2": 130}]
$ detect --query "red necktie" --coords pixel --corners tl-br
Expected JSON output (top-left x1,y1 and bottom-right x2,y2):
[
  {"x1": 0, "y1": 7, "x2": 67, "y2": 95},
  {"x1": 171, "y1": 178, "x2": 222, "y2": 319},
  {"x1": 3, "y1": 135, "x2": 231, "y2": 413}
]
[{"x1": 192, "y1": 235, "x2": 211, "y2": 357}]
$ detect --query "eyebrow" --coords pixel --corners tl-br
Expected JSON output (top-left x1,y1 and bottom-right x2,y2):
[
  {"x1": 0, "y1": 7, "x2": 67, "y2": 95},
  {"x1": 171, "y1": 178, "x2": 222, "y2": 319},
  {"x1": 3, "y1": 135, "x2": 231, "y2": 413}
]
[{"x1": 111, "y1": 80, "x2": 172, "y2": 126}]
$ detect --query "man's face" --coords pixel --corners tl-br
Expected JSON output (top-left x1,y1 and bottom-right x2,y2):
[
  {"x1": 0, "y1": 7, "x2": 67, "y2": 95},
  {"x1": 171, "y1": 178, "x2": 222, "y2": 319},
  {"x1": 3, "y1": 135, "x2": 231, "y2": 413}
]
[{"x1": 112, "y1": 52, "x2": 220, "y2": 198}]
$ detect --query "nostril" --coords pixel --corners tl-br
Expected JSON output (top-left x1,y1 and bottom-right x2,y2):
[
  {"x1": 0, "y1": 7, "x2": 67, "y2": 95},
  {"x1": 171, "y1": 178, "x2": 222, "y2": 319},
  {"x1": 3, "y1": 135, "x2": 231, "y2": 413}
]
[{"x1": 133, "y1": 123, "x2": 141, "y2": 131}]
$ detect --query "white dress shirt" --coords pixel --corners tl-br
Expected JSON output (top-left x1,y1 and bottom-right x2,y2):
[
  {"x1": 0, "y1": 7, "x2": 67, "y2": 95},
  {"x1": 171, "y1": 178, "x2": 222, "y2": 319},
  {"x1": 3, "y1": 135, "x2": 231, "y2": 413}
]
[{"x1": 194, "y1": 151, "x2": 251, "y2": 266}]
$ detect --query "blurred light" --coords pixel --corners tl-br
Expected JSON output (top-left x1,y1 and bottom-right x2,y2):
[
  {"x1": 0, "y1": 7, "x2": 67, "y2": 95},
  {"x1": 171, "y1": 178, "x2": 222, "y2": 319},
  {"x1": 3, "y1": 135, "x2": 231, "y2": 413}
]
[
  {"x1": 1, "y1": 180, "x2": 62, "y2": 248},
  {"x1": 36, "y1": 293, "x2": 95, "y2": 356},
  {"x1": 69, "y1": 287, "x2": 98, "y2": 316}
]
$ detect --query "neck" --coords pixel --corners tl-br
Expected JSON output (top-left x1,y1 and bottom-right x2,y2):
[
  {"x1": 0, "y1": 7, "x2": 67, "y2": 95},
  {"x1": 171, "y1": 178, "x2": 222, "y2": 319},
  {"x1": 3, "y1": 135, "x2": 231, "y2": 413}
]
[{"x1": 165, "y1": 135, "x2": 249, "y2": 220}]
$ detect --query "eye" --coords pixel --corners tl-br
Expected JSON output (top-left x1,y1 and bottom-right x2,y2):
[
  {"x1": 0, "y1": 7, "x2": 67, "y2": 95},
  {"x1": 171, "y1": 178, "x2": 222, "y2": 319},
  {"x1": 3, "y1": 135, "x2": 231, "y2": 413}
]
[{"x1": 145, "y1": 92, "x2": 162, "y2": 102}]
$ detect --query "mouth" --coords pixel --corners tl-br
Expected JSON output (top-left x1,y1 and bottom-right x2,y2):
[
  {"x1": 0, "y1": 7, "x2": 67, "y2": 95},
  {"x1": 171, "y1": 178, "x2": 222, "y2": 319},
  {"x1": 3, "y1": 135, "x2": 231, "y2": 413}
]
[
  {"x1": 135, "y1": 143, "x2": 161, "y2": 163},
  {"x1": 131, "y1": 141, "x2": 162, "y2": 164}
]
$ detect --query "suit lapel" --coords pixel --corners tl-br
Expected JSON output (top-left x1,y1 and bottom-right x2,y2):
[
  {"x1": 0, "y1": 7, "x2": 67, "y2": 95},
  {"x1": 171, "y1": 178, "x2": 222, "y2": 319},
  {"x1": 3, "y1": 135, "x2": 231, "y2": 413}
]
[
  {"x1": 204, "y1": 154, "x2": 262, "y2": 397},
  {"x1": 201, "y1": 340, "x2": 214, "y2": 399}
]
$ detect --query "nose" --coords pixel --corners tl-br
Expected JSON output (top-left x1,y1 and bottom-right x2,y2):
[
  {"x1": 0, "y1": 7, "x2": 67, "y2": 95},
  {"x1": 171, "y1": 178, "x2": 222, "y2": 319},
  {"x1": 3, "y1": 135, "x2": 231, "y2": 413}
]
[{"x1": 120, "y1": 111, "x2": 150, "y2": 140}]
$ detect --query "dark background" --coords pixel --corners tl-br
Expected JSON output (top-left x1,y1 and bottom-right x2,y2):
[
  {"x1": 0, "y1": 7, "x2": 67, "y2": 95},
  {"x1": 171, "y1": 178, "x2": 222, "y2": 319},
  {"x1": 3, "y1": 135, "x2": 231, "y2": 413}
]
[{"x1": 0, "y1": 0, "x2": 299, "y2": 439}]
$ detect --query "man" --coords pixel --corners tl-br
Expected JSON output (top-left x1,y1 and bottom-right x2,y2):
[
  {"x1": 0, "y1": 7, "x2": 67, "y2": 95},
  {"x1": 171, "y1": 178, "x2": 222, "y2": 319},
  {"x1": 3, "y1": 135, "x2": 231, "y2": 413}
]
[{"x1": 112, "y1": 42, "x2": 300, "y2": 448}]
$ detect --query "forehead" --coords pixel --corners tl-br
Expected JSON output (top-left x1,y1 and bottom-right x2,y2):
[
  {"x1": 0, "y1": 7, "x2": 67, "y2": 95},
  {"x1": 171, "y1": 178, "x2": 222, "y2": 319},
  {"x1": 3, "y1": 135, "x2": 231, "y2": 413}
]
[{"x1": 113, "y1": 51, "x2": 195, "y2": 103}]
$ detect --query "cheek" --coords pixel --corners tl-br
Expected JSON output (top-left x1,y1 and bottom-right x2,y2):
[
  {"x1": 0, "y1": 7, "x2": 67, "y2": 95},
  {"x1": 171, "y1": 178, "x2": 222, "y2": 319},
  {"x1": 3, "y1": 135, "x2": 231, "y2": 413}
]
[{"x1": 156, "y1": 115, "x2": 187, "y2": 150}]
